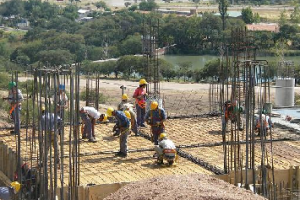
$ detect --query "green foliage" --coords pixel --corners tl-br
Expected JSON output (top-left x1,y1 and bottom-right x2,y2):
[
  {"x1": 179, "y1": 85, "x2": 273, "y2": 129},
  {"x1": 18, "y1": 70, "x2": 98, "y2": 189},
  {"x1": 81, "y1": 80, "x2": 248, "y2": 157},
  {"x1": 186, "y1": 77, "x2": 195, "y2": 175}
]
[
  {"x1": 178, "y1": 61, "x2": 192, "y2": 82},
  {"x1": 0, "y1": 72, "x2": 11, "y2": 89},
  {"x1": 291, "y1": 5, "x2": 300, "y2": 23},
  {"x1": 139, "y1": 1, "x2": 159, "y2": 11},
  {"x1": 199, "y1": 58, "x2": 220, "y2": 79},
  {"x1": 129, "y1": 5, "x2": 138, "y2": 11},
  {"x1": 94, "y1": 1, "x2": 107, "y2": 9},
  {"x1": 37, "y1": 49, "x2": 74, "y2": 66},
  {"x1": 218, "y1": 0, "x2": 229, "y2": 30},
  {"x1": 118, "y1": 34, "x2": 142, "y2": 55},
  {"x1": 80, "y1": 89, "x2": 107, "y2": 104},
  {"x1": 241, "y1": 7, "x2": 254, "y2": 24}
]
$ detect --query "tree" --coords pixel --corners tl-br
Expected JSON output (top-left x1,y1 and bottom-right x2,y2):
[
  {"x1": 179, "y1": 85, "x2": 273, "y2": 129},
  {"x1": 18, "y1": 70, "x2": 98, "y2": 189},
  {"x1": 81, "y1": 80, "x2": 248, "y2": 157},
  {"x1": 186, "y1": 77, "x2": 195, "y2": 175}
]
[
  {"x1": 279, "y1": 10, "x2": 288, "y2": 26},
  {"x1": 159, "y1": 59, "x2": 176, "y2": 81},
  {"x1": 241, "y1": 7, "x2": 254, "y2": 24},
  {"x1": 218, "y1": 0, "x2": 228, "y2": 31},
  {"x1": 291, "y1": 5, "x2": 300, "y2": 23},
  {"x1": 139, "y1": 1, "x2": 159, "y2": 11},
  {"x1": 118, "y1": 35, "x2": 142, "y2": 56},
  {"x1": 94, "y1": 1, "x2": 107, "y2": 10},
  {"x1": 125, "y1": 2, "x2": 131, "y2": 7},
  {"x1": 37, "y1": 49, "x2": 74, "y2": 66},
  {"x1": 200, "y1": 59, "x2": 220, "y2": 79},
  {"x1": 178, "y1": 61, "x2": 192, "y2": 82}
]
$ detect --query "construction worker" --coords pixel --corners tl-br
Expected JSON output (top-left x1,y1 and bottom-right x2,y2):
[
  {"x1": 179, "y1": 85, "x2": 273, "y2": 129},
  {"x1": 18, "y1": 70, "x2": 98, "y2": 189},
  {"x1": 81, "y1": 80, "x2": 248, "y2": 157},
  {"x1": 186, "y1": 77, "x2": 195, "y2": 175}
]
[
  {"x1": 0, "y1": 181, "x2": 21, "y2": 200},
  {"x1": 41, "y1": 107, "x2": 61, "y2": 165},
  {"x1": 145, "y1": 101, "x2": 167, "y2": 145},
  {"x1": 4, "y1": 81, "x2": 24, "y2": 134},
  {"x1": 133, "y1": 79, "x2": 147, "y2": 127},
  {"x1": 255, "y1": 113, "x2": 273, "y2": 136},
  {"x1": 107, "y1": 107, "x2": 130, "y2": 157},
  {"x1": 79, "y1": 106, "x2": 102, "y2": 142},
  {"x1": 124, "y1": 104, "x2": 138, "y2": 136},
  {"x1": 154, "y1": 133, "x2": 176, "y2": 165},
  {"x1": 118, "y1": 94, "x2": 129, "y2": 111},
  {"x1": 53, "y1": 84, "x2": 69, "y2": 113}
]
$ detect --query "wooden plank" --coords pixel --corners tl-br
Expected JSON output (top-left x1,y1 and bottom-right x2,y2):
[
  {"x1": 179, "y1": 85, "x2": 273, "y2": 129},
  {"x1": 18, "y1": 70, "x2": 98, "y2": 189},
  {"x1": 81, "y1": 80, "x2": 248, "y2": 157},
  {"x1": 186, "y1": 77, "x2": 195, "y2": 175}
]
[{"x1": 0, "y1": 170, "x2": 11, "y2": 186}]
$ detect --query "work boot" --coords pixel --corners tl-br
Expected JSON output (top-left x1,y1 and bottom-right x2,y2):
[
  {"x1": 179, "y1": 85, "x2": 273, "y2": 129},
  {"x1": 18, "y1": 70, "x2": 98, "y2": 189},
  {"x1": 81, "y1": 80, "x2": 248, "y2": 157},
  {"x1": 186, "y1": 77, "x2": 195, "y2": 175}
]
[
  {"x1": 82, "y1": 135, "x2": 87, "y2": 139},
  {"x1": 88, "y1": 138, "x2": 97, "y2": 143},
  {"x1": 115, "y1": 152, "x2": 127, "y2": 158},
  {"x1": 153, "y1": 153, "x2": 158, "y2": 158}
]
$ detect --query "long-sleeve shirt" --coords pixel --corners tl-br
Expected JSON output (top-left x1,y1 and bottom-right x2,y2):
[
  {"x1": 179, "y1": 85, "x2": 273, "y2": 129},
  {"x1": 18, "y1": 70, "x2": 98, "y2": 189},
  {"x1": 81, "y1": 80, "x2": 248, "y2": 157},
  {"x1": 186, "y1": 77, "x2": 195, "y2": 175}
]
[
  {"x1": 158, "y1": 138, "x2": 176, "y2": 150},
  {"x1": 41, "y1": 113, "x2": 61, "y2": 132},
  {"x1": 115, "y1": 111, "x2": 130, "y2": 128}
]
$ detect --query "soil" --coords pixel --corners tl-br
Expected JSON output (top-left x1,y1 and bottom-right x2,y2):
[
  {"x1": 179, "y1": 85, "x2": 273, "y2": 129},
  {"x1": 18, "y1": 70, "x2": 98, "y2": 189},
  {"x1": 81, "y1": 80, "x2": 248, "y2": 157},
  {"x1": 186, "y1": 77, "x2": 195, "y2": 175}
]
[{"x1": 104, "y1": 174, "x2": 267, "y2": 200}]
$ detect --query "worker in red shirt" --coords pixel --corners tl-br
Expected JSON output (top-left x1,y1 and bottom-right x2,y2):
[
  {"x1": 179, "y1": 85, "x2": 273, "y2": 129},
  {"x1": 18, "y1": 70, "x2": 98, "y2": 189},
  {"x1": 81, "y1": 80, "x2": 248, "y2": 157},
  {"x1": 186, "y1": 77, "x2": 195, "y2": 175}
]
[{"x1": 133, "y1": 79, "x2": 147, "y2": 127}]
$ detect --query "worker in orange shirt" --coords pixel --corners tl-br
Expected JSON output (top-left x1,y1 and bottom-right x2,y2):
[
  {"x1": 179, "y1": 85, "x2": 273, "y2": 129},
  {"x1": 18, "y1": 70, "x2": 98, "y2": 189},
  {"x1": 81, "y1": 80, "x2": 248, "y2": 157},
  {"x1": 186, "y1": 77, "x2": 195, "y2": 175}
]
[{"x1": 133, "y1": 79, "x2": 147, "y2": 127}]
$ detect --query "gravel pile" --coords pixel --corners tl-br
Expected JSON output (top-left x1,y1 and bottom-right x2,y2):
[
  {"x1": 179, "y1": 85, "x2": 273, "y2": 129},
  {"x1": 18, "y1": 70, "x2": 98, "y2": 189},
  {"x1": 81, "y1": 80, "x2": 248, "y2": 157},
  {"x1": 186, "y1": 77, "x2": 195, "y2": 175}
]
[{"x1": 104, "y1": 174, "x2": 266, "y2": 200}]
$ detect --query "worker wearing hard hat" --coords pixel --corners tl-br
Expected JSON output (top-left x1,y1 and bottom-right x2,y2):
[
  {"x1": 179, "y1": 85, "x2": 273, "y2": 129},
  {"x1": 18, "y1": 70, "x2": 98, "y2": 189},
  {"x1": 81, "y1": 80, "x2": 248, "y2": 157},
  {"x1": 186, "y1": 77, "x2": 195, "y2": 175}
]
[
  {"x1": 80, "y1": 107, "x2": 104, "y2": 143},
  {"x1": 154, "y1": 133, "x2": 176, "y2": 165},
  {"x1": 0, "y1": 181, "x2": 21, "y2": 200},
  {"x1": 107, "y1": 107, "x2": 130, "y2": 157},
  {"x1": 4, "y1": 81, "x2": 24, "y2": 135},
  {"x1": 133, "y1": 79, "x2": 148, "y2": 127},
  {"x1": 145, "y1": 101, "x2": 167, "y2": 145},
  {"x1": 124, "y1": 104, "x2": 138, "y2": 136},
  {"x1": 41, "y1": 107, "x2": 62, "y2": 165},
  {"x1": 118, "y1": 94, "x2": 129, "y2": 111}
]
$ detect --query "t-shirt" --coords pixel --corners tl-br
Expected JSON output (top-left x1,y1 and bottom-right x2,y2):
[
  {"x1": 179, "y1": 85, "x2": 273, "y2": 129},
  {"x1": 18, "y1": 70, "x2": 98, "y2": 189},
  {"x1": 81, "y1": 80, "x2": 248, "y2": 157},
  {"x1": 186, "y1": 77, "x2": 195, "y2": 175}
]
[
  {"x1": 41, "y1": 113, "x2": 61, "y2": 132},
  {"x1": 159, "y1": 138, "x2": 176, "y2": 150},
  {"x1": 82, "y1": 107, "x2": 101, "y2": 119},
  {"x1": 133, "y1": 87, "x2": 146, "y2": 107},
  {"x1": 52, "y1": 93, "x2": 68, "y2": 106}
]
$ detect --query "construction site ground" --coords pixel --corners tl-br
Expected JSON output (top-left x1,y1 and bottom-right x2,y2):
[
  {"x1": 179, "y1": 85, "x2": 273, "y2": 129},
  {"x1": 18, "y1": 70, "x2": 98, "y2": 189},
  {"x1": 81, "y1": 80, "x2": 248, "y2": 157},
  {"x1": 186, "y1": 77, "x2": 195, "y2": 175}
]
[{"x1": 1, "y1": 117, "x2": 300, "y2": 189}]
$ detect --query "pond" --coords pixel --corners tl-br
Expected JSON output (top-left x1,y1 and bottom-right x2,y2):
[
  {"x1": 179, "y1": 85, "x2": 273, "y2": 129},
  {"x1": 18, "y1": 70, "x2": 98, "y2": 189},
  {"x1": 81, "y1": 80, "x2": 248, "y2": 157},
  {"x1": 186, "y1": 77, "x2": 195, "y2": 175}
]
[{"x1": 160, "y1": 55, "x2": 300, "y2": 70}]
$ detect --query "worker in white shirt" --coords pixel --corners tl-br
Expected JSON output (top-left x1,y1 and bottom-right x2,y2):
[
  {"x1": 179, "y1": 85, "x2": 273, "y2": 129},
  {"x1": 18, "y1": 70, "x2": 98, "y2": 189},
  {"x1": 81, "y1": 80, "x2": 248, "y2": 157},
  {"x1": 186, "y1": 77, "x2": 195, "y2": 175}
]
[
  {"x1": 80, "y1": 107, "x2": 102, "y2": 142},
  {"x1": 154, "y1": 133, "x2": 176, "y2": 165}
]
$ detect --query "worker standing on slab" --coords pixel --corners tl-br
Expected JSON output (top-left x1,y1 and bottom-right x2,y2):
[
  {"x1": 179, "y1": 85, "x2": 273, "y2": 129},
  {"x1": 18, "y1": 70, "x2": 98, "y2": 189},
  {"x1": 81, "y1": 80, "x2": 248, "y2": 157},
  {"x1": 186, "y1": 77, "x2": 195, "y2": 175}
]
[
  {"x1": 53, "y1": 84, "x2": 69, "y2": 114},
  {"x1": 4, "y1": 81, "x2": 24, "y2": 135},
  {"x1": 79, "y1": 106, "x2": 102, "y2": 142},
  {"x1": 145, "y1": 101, "x2": 167, "y2": 145},
  {"x1": 154, "y1": 133, "x2": 176, "y2": 165},
  {"x1": 107, "y1": 107, "x2": 130, "y2": 157},
  {"x1": 41, "y1": 107, "x2": 61, "y2": 165},
  {"x1": 0, "y1": 181, "x2": 21, "y2": 200},
  {"x1": 133, "y1": 79, "x2": 147, "y2": 127}
]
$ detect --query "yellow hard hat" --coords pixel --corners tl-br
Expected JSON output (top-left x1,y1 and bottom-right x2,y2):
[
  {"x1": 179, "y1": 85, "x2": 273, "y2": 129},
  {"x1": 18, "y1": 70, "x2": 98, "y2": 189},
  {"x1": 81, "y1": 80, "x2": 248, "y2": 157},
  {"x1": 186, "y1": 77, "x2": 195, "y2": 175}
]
[
  {"x1": 150, "y1": 101, "x2": 158, "y2": 110},
  {"x1": 124, "y1": 110, "x2": 131, "y2": 119},
  {"x1": 41, "y1": 107, "x2": 45, "y2": 112},
  {"x1": 106, "y1": 107, "x2": 114, "y2": 117},
  {"x1": 102, "y1": 114, "x2": 108, "y2": 121},
  {"x1": 11, "y1": 181, "x2": 21, "y2": 194},
  {"x1": 159, "y1": 133, "x2": 167, "y2": 140},
  {"x1": 122, "y1": 94, "x2": 128, "y2": 100},
  {"x1": 139, "y1": 79, "x2": 147, "y2": 85}
]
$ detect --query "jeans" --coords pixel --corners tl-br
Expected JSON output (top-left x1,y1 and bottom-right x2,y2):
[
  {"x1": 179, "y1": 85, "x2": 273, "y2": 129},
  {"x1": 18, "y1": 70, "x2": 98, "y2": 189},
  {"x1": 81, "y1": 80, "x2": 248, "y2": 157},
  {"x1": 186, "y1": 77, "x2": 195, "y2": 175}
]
[
  {"x1": 136, "y1": 104, "x2": 145, "y2": 126},
  {"x1": 120, "y1": 128, "x2": 129, "y2": 154},
  {"x1": 11, "y1": 106, "x2": 21, "y2": 134}
]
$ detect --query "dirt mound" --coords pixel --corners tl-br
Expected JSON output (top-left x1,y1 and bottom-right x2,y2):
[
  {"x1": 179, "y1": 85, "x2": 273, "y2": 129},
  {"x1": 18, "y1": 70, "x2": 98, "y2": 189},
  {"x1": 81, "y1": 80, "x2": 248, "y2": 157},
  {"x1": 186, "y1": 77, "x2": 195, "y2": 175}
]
[{"x1": 104, "y1": 174, "x2": 266, "y2": 200}]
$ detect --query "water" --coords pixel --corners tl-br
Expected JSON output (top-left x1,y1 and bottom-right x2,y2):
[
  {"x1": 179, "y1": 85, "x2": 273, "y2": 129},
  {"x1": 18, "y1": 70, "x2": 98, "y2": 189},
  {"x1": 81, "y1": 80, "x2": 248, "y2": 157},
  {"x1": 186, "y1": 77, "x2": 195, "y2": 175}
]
[{"x1": 160, "y1": 55, "x2": 300, "y2": 70}]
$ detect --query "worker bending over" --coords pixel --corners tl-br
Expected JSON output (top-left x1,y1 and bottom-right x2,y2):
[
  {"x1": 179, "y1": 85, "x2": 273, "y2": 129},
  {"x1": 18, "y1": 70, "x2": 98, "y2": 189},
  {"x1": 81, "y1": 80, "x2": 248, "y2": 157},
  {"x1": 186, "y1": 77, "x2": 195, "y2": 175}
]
[
  {"x1": 41, "y1": 107, "x2": 61, "y2": 165},
  {"x1": 80, "y1": 106, "x2": 103, "y2": 142},
  {"x1": 133, "y1": 79, "x2": 147, "y2": 127},
  {"x1": 107, "y1": 107, "x2": 130, "y2": 157},
  {"x1": 145, "y1": 101, "x2": 167, "y2": 145},
  {"x1": 5, "y1": 81, "x2": 24, "y2": 134},
  {"x1": 255, "y1": 113, "x2": 273, "y2": 136},
  {"x1": 154, "y1": 133, "x2": 176, "y2": 165},
  {"x1": 0, "y1": 181, "x2": 21, "y2": 200}
]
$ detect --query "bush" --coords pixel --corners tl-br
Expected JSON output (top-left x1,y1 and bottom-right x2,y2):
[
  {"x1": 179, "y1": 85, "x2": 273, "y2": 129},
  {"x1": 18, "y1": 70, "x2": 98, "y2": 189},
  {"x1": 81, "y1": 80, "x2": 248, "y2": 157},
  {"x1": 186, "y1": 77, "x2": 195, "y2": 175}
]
[
  {"x1": 0, "y1": 72, "x2": 11, "y2": 90},
  {"x1": 80, "y1": 89, "x2": 107, "y2": 104}
]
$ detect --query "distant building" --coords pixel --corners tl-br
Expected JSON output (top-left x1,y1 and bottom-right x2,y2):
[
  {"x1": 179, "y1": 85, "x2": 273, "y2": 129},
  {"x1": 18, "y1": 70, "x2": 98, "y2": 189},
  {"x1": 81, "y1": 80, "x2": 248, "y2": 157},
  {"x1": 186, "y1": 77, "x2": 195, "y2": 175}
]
[
  {"x1": 214, "y1": 11, "x2": 242, "y2": 18},
  {"x1": 17, "y1": 18, "x2": 30, "y2": 30},
  {"x1": 247, "y1": 23, "x2": 279, "y2": 33},
  {"x1": 80, "y1": 17, "x2": 93, "y2": 22},
  {"x1": 78, "y1": 9, "x2": 91, "y2": 18}
]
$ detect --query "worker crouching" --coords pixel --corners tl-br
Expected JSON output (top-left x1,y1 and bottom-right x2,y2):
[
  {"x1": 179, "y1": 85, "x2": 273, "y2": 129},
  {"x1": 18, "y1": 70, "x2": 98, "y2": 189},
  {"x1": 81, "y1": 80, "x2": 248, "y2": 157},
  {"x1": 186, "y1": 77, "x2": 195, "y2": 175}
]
[
  {"x1": 145, "y1": 101, "x2": 167, "y2": 145},
  {"x1": 107, "y1": 107, "x2": 130, "y2": 158},
  {"x1": 154, "y1": 133, "x2": 176, "y2": 166}
]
